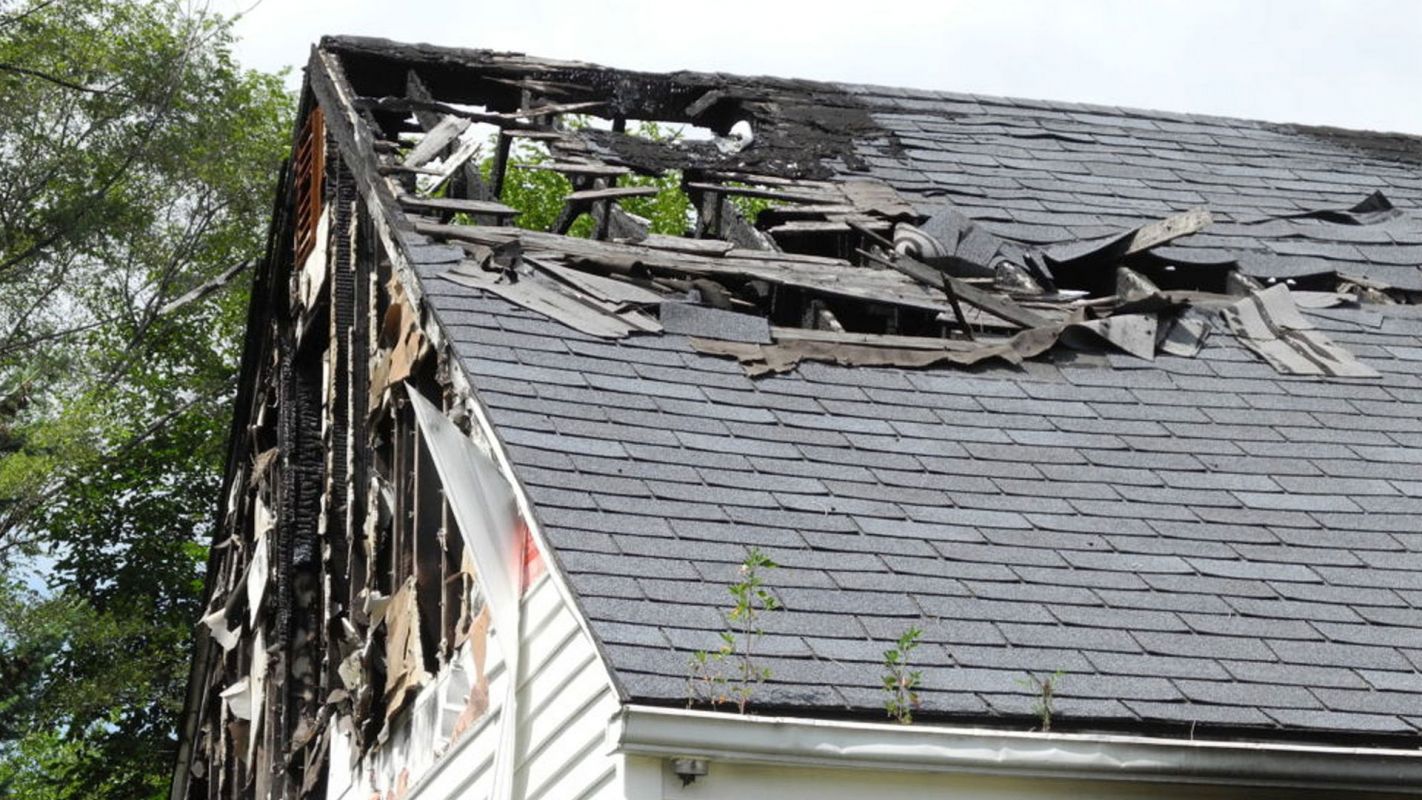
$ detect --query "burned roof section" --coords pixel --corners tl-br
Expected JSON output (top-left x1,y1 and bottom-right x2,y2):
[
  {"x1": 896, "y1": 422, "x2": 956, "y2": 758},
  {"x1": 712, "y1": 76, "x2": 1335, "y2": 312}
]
[
  {"x1": 317, "y1": 35, "x2": 1422, "y2": 384},
  {"x1": 304, "y1": 36, "x2": 1422, "y2": 745},
  {"x1": 324, "y1": 35, "x2": 888, "y2": 180}
]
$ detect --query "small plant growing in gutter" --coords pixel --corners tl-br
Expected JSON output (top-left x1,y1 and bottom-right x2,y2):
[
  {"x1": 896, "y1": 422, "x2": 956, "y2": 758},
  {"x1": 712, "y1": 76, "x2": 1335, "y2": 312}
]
[
  {"x1": 687, "y1": 547, "x2": 780, "y2": 713},
  {"x1": 882, "y1": 625, "x2": 923, "y2": 724},
  {"x1": 1018, "y1": 670, "x2": 1065, "y2": 732}
]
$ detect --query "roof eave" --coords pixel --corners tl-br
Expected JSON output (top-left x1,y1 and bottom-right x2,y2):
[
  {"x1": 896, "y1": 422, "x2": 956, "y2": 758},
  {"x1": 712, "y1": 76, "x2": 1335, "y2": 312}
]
[{"x1": 610, "y1": 704, "x2": 1422, "y2": 794}]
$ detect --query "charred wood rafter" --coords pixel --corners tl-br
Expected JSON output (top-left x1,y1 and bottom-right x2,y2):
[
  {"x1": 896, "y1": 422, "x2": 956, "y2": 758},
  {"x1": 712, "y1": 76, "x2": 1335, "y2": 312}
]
[{"x1": 323, "y1": 35, "x2": 892, "y2": 180}]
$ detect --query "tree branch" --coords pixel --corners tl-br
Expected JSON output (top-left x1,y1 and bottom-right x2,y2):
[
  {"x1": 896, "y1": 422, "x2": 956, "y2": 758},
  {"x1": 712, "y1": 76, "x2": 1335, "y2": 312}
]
[
  {"x1": 0, "y1": 62, "x2": 132, "y2": 98},
  {"x1": 156, "y1": 259, "x2": 250, "y2": 317},
  {"x1": 0, "y1": 374, "x2": 238, "y2": 558},
  {"x1": 0, "y1": 8, "x2": 208, "y2": 276},
  {"x1": 0, "y1": 0, "x2": 59, "y2": 31}
]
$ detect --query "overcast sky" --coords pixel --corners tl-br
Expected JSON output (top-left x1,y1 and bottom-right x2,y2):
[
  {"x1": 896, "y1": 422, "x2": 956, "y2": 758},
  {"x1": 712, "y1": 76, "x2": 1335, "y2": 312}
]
[{"x1": 223, "y1": 0, "x2": 1422, "y2": 135}]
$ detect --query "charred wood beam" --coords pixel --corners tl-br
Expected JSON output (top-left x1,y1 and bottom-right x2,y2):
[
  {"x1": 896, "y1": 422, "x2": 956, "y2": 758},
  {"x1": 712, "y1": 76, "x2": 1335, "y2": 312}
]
[
  {"x1": 692, "y1": 188, "x2": 778, "y2": 251},
  {"x1": 412, "y1": 420, "x2": 445, "y2": 672},
  {"x1": 324, "y1": 158, "x2": 359, "y2": 711},
  {"x1": 490, "y1": 131, "x2": 513, "y2": 200},
  {"x1": 590, "y1": 201, "x2": 650, "y2": 242},
  {"x1": 401, "y1": 116, "x2": 469, "y2": 169},
  {"x1": 553, "y1": 186, "x2": 657, "y2": 238},
  {"x1": 354, "y1": 96, "x2": 548, "y2": 130},
  {"x1": 691, "y1": 186, "x2": 720, "y2": 239},
  {"x1": 326, "y1": 36, "x2": 716, "y2": 118},
  {"x1": 396, "y1": 194, "x2": 518, "y2": 219},
  {"x1": 404, "y1": 70, "x2": 446, "y2": 131}
]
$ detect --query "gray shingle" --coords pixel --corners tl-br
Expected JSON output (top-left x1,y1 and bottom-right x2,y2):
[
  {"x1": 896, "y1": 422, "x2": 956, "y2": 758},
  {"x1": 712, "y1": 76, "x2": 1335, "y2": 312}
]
[
  {"x1": 501, "y1": 428, "x2": 628, "y2": 458},
  {"x1": 1186, "y1": 558, "x2": 1321, "y2": 583},
  {"x1": 1359, "y1": 670, "x2": 1422, "y2": 693},
  {"x1": 998, "y1": 622, "x2": 1142, "y2": 652},
  {"x1": 1266, "y1": 708, "x2": 1412, "y2": 733},
  {"x1": 901, "y1": 504, "x2": 1032, "y2": 530},
  {"x1": 1180, "y1": 613, "x2": 1320, "y2": 640},
  {"x1": 1053, "y1": 605, "x2": 1186, "y2": 631},
  {"x1": 1061, "y1": 551, "x2": 1192, "y2": 573},
  {"x1": 1095, "y1": 588, "x2": 1233, "y2": 615},
  {"x1": 1134, "y1": 631, "x2": 1277, "y2": 661},
  {"x1": 1272, "y1": 580, "x2": 1406, "y2": 608},
  {"x1": 1123, "y1": 701, "x2": 1273, "y2": 728},
  {"x1": 1158, "y1": 471, "x2": 1281, "y2": 492},
  {"x1": 1223, "y1": 660, "x2": 1368, "y2": 689},
  {"x1": 779, "y1": 491, "x2": 903, "y2": 518},
  {"x1": 1270, "y1": 640, "x2": 1414, "y2": 671},
  {"x1": 697, "y1": 466, "x2": 824, "y2": 494},
  {"x1": 723, "y1": 505, "x2": 857, "y2": 533},
  {"x1": 1088, "y1": 651, "x2": 1230, "y2": 680},
  {"x1": 888, "y1": 554, "x2": 1019, "y2": 582},
  {"x1": 962, "y1": 441, "x2": 1086, "y2": 464},
  {"x1": 1069, "y1": 673, "x2": 1184, "y2": 701},
  {"x1": 952, "y1": 644, "x2": 1094, "y2": 672},
  {"x1": 1312, "y1": 688, "x2": 1422, "y2": 717},
  {"x1": 670, "y1": 519, "x2": 807, "y2": 549},
  {"x1": 1315, "y1": 566, "x2": 1422, "y2": 591},
  {"x1": 1230, "y1": 544, "x2": 1363, "y2": 567},
  {"x1": 1315, "y1": 622, "x2": 1422, "y2": 649},
  {"x1": 964, "y1": 579, "x2": 1100, "y2": 606},
  {"x1": 1175, "y1": 680, "x2": 1322, "y2": 709}
]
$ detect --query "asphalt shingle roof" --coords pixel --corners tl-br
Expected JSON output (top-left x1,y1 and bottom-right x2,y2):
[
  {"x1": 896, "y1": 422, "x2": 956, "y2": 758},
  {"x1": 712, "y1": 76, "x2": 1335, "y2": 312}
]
[
  {"x1": 837, "y1": 84, "x2": 1422, "y2": 289},
  {"x1": 405, "y1": 83, "x2": 1422, "y2": 742},
  {"x1": 419, "y1": 266, "x2": 1422, "y2": 740}
]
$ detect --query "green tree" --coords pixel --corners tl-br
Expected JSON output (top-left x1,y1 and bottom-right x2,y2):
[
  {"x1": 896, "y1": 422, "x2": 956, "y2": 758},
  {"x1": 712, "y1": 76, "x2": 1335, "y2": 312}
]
[
  {"x1": 488, "y1": 119, "x2": 692, "y2": 236},
  {"x1": 0, "y1": 1, "x2": 291, "y2": 797}
]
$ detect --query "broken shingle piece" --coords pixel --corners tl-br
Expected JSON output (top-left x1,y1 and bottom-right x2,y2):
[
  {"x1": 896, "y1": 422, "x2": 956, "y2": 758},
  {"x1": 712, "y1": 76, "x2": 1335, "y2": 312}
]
[
  {"x1": 1223, "y1": 284, "x2": 1378, "y2": 378},
  {"x1": 660, "y1": 302, "x2": 772, "y2": 344}
]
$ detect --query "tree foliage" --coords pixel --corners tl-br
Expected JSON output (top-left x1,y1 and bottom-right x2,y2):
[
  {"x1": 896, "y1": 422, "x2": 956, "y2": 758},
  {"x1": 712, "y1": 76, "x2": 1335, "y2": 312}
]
[
  {"x1": 487, "y1": 119, "x2": 693, "y2": 236},
  {"x1": 0, "y1": 1, "x2": 291, "y2": 797}
]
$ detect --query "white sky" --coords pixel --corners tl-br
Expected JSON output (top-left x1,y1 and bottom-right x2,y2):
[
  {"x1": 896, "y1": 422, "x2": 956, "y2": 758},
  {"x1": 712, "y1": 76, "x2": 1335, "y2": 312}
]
[{"x1": 224, "y1": 0, "x2": 1422, "y2": 135}]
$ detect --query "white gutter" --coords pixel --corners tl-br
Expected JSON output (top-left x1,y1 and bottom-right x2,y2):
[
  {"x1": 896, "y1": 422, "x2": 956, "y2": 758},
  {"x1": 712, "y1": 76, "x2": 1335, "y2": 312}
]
[{"x1": 609, "y1": 705, "x2": 1422, "y2": 795}]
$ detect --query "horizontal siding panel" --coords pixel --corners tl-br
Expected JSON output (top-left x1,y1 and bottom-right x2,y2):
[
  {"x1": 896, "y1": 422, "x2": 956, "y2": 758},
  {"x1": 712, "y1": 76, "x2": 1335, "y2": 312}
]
[{"x1": 396, "y1": 575, "x2": 620, "y2": 800}]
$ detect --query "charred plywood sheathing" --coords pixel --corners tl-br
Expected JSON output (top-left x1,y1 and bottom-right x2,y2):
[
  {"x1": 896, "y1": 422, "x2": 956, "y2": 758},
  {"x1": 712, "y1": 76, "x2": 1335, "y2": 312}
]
[{"x1": 174, "y1": 35, "x2": 1422, "y2": 800}]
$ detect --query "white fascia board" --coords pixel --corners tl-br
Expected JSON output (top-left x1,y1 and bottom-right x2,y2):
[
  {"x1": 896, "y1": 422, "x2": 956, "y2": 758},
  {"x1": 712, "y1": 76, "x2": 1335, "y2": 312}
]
[{"x1": 610, "y1": 705, "x2": 1422, "y2": 795}]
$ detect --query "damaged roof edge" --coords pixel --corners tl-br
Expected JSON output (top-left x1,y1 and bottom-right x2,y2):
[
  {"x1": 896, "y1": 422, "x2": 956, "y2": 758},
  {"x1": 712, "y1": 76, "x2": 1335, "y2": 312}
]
[
  {"x1": 321, "y1": 32, "x2": 1409, "y2": 381},
  {"x1": 319, "y1": 35, "x2": 889, "y2": 180},
  {"x1": 310, "y1": 35, "x2": 643, "y2": 704},
  {"x1": 308, "y1": 46, "x2": 431, "y2": 307},
  {"x1": 320, "y1": 35, "x2": 1422, "y2": 171}
]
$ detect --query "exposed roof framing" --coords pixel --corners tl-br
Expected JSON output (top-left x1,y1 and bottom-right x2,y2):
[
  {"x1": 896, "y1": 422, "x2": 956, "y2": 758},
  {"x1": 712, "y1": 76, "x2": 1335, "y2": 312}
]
[{"x1": 314, "y1": 36, "x2": 1422, "y2": 383}]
